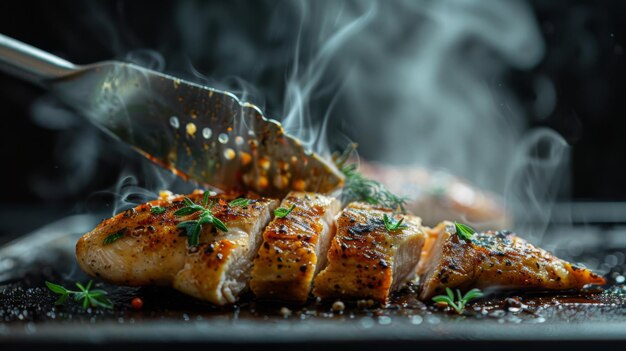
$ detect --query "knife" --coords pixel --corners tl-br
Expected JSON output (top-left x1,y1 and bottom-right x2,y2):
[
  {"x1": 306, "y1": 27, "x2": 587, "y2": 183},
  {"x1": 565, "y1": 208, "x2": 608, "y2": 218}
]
[{"x1": 0, "y1": 33, "x2": 344, "y2": 197}]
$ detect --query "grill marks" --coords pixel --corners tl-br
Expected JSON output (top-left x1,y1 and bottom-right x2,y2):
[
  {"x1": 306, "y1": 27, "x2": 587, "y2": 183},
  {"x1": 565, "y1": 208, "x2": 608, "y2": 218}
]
[
  {"x1": 77, "y1": 192, "x2": 606, "y2": 306},
  {"x1": 418, "y1": 223, "x2": 607, "y2": 300},
  {"x1": 312, "y1": 203, "x2": 426, "y2": 303},
  {"x1": 250, "y1": 192, "x2": 341, "y2": 303},
  {"x1": 76, "y1": 191, "x2": 279, "y2": 305}
]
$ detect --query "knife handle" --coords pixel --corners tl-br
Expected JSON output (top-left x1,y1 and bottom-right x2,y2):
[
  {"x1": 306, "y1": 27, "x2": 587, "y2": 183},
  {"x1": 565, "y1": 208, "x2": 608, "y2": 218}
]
[{"x1": 0, "y1": 33, "x2": 78, "y2": 86}]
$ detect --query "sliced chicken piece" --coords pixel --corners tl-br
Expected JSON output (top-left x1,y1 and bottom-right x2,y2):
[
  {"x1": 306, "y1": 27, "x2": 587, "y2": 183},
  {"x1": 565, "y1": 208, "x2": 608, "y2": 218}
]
[
  {"x1": 313, "y1": 202, "x2": 426, "y2": 303},
  {"x1": 250, "y1": 192, "x2": 341, "y2": 303},
  {"x1": 419, "y1": 223, "x2": 607, "y2": 300},
  {"x1": 76, "y1": 191, "x2": 278, "y2": 305}
]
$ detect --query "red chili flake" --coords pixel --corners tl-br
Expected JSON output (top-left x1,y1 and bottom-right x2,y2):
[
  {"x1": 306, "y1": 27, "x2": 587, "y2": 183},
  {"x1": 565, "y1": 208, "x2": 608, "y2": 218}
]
[{"x1": 131, "y1": 297, "x2": 144, "y2": 310}]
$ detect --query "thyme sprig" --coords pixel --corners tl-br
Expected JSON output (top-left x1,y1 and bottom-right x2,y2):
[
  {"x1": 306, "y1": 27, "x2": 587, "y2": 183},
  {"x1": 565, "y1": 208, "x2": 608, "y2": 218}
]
[
  {"x1": 383, "y1": 213, "x2": 408, "y2": 232},
  {"x1": 45, "y1": 280, "x2": 113, "y2": 309},
  {"x1": 175, "y1": 192, "x2": 228, "y2": 246},
  {"x1": 337, "y1": 162, "x2": 408, "y2": 212},
  {"x1": 432, "y1": 287, "x2": 483, "y2": 314}
]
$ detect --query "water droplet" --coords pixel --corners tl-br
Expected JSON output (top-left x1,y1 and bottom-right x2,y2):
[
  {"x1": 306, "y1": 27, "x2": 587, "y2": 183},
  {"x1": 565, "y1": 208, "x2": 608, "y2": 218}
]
[
  {"x1": 224, "y1": 148, "x2": 236, "y2": 160},
  {"x1": 377, "y1": 316, "x2": 392, "y2": 325},
  {"x1": 410, "y1": 315, "x2": 423, "y2": 325},
  {"x1": 169, "y1": 116, "x2": 180, "y2": 129},
  {"x1": 359, "y1": 317, "x2": 375, "y2": 329},
  {"x1": 202, "y1": 128, "x2": 212, "y2": 139},
  {"x1": 235, "y1": 136, "x2": 244, "y2": 145},
  {"x1": 218, "y1": 133, "x2": 229, "y2": 144}
]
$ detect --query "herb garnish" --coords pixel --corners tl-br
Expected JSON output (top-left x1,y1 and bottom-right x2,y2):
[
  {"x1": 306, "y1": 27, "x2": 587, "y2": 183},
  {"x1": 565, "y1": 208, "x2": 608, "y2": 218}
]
[
  {"x1": 383, "y1": 213, "x2": 408, "y2": 232},
  {"x1": 103, "y1": 230, "x2": 125, "y2": 245},
  {"x1": 432, "y1": 287, "x2": 483, "y2": 314},
  {"x1": 174, "y1": 192, "x2": 229, "y2": 246},
  {"x1": 454, "y1": 222, "x2": 476, "y2": 240},
  {"x1": 229, "y1": 198, "x2": 251, "y2": 207},
  {"x1": 274, "y1": 204, "x2": 296, "y2": 218},
  {"x1": 333, "y1": 144, "x2": 407, "y2": 212},
  {"x1": 45, "y1": 280, "x2": 113, "y2": 309},
  {"x1": 150, "y1": 206, "x2": 166, "y2": 214}
]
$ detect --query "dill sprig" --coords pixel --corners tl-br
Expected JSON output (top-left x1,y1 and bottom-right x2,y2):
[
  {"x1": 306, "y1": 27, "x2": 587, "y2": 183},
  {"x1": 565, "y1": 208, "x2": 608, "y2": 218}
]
[{"x1": 334, "y1": 143, "x2": 407, "y2": 212}]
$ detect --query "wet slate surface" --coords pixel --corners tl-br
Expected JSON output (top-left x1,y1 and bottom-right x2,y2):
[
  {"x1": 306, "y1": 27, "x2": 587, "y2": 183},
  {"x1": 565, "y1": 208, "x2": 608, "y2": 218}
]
[{"x1": 2, "y1": 219, "x2": 626, "y2": 350}]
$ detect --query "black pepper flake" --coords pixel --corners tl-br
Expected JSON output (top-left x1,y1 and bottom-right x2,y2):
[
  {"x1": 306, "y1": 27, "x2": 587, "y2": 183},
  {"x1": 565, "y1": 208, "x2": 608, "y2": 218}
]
[
  {"x1": 264, "y1": 242, "x2": 270, "y2": 249},
  {"x1": 216, "y1": 253, "x2": 223, "y2": 261},
  {"x1": 341, "y1": 243, "x2": 348, "y2": 251},
  {"x1": 379, "y1": 259, "x2": 389, "y2": 269},
  {"x1": 300, "y1": 265, "x2": 307, "y2": 272},
  {"x1": 206, "y1": 243, "x2": 215, "y2": 254}
]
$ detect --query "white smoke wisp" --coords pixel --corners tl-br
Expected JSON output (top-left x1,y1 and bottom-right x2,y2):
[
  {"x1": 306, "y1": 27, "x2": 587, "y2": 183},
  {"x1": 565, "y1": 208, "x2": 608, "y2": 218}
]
[
  {"x1": 280, "y1": 0, "x2": 566, "y2": 238},
  {"x1": 29, "y1": 0, "x2": 568, "y2": 240}
]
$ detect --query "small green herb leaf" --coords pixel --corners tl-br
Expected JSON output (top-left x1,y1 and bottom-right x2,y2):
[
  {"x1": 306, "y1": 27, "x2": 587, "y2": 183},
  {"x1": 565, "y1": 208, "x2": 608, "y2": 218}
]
[
  {"x1": 432, "y1": 287, "x2": 483, "y2": 314},
  {"x1": 229, "y1": 198, "x2": 251, "y2": 207},
  {"x1": 103, "y1": 230, "x2": 125, "y2": 245},
  {"x1": 383, "y1": 213, "x2": 408, "y2": 232},
  {"x1": 454, "y1": 222, "x2": 476, "y2": 240},
  {"x1": 274, "y1": 204, "x2": 296, "y2": 218},
  {"x1": 45, "y1": 281, "x2": 68, "y2": 295},
  {"x1": 174, "y1": 206, "x2": 203, "y2": 216},
  {"x1": 202, "y1": 192, "x2": 210, "y2": 207},
  {"x1": 45, "y1": 280, "x2": 113, "y2": 310},
  {"x1": 150, "y1": 206, "x2": 166, "y2": 214}
]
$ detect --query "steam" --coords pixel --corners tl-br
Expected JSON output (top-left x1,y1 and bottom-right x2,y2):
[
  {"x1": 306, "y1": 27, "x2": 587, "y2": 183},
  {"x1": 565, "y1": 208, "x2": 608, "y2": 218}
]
[{"x1": 29, "y1": 0, "x2": 568, "y2": 238}]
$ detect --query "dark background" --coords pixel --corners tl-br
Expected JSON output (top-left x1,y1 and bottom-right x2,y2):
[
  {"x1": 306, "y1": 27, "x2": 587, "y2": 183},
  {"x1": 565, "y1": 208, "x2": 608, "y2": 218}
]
[{"x1": 0, "y1": 1, "x2": 625, "y2": 211}]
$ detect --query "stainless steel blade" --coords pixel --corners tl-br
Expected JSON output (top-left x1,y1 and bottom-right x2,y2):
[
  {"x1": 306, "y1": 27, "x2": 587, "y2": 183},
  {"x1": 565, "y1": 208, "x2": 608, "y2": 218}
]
[
  {"x1": 50, "y1": 62, "x2": 344, "y2": 196},
  {"x1": 0, "y1": 34, "x2": 344, "y2": 196}
]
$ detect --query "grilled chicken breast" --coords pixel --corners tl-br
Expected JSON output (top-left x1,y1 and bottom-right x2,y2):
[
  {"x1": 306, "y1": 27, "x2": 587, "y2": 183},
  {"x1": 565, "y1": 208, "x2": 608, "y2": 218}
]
[
  {"x1": 76, "y1": 191, "x2": 278, "y2": 305},
  {"x1": 419, "y1": 223, "x2": 606, "y2": 300},
  {"x1": 313, "y1": 202, "x2": 426, "y2": 303},
  {"x1": 250, "y1": 192, "x2": 341, "y2": 303}
]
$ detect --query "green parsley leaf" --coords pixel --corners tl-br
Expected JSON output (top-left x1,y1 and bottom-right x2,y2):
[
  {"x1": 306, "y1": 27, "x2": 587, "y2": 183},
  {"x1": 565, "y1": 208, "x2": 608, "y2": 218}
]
[
  {"x1": 103, "y1": 230, "x2": 125, "y2": 245},
  {"x1": 45, "y1": 280, "x2": 113, "y2": 310},
  {"x1": 150, "y1": 206, "x2": 166, "y2": 214},
  {"x1": 432, "y1": 287, "x2": 483, "y2": 314},
  {"x1": 383, "y1": 213, "x2": 409, "y2": 232},
  {"x1": 454, "y1": 222, "x2": 476, "y2": 240},
  {"x1": 229, "y1": 198, "x2": 251, "y2": 207},
  {"x1": 274, "y1": 204, "x2": 296, "y2": 218}
]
